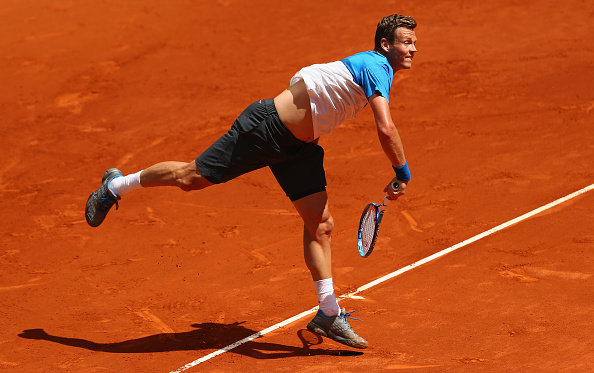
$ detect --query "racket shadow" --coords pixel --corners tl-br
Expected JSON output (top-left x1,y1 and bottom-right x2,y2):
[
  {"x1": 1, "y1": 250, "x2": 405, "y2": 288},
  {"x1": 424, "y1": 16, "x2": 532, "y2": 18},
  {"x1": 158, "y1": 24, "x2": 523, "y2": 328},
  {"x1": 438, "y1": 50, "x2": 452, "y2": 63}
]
[{"x1": 232, "y1": 329, "x2": 364, "y2": 359}]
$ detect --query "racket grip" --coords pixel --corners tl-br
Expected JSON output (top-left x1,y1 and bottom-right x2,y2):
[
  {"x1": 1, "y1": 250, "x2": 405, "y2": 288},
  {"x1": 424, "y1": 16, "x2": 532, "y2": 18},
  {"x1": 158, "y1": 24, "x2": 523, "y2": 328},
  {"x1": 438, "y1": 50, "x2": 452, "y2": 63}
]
[{"x1": 383, "y1": 182, "x2": 400, "y2": 206}]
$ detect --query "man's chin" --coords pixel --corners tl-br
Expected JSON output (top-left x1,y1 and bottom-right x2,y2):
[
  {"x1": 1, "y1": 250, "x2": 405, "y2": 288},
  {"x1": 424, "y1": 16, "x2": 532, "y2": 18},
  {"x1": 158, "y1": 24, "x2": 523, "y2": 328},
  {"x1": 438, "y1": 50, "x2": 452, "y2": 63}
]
[
  {"x1": 400, "y1": 59, "x2": 413, "y2": 69},
  {"x1": 393, "y1": 61, "x2": 412, "y2": 71}
]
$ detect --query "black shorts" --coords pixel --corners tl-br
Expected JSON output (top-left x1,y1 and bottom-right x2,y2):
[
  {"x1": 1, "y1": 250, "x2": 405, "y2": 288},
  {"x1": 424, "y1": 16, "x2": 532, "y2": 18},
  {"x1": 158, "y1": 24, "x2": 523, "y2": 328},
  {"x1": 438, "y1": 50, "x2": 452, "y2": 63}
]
[{"x1": 195, "y1": 98, "x2": 326, "y2": 201}]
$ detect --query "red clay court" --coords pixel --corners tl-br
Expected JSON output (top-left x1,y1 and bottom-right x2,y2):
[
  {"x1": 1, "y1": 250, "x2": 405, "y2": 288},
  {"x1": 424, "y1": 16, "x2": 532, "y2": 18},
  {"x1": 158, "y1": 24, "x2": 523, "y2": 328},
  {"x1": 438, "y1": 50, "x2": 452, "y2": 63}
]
[{"x1": 1, "y1": 0, "x2": 593, "y2": 372}]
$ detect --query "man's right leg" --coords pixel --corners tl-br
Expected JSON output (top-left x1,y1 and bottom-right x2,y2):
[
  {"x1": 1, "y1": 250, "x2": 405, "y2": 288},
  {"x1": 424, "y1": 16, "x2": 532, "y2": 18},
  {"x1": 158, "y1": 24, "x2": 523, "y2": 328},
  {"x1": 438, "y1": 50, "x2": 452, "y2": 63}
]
[
  {"x1": 138, "y1": 161, "x2": 214, "y2": 191},
  {"x1": 85, "y1": 161, "x2": 213, "y2": 227},
  {"x1": 86, "y1": 99, "x2": 270, "y2": 227}
]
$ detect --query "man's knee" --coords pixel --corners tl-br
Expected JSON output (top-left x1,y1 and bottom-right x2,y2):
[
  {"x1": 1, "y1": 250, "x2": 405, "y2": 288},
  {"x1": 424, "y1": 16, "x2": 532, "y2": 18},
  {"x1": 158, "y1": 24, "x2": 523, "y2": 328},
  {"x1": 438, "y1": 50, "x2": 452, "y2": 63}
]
[
  {"x1": 176, "y1": 162, "x2": 212, "y2": 191},
  {"x1": 177, "y1": 177, "x2": 197, "y2": 191},
  {"x1": 321, "y1": 213, "x2": 335, "y2": 234},
  {"x1": 311, "y1": 212, "x2": 334, "y2": 240},
  {"x1": 293, "y1": 191, "x2": 334, "y2": 240}
]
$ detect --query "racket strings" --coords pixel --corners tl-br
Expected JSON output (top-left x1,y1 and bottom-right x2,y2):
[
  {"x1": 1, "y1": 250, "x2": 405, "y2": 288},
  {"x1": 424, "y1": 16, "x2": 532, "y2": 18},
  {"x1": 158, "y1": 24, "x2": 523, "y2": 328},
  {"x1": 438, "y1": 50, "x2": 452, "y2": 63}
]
[{"x1": 360, "y1": 209, "x2": 377, "y2": 253}]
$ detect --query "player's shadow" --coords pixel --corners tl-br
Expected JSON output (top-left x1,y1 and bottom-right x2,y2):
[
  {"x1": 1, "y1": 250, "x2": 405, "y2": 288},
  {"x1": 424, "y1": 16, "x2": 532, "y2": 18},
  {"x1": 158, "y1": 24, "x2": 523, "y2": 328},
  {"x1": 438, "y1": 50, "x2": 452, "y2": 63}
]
[{"x1": 18, "y1": 322, "x2": 363, "y2": 359}]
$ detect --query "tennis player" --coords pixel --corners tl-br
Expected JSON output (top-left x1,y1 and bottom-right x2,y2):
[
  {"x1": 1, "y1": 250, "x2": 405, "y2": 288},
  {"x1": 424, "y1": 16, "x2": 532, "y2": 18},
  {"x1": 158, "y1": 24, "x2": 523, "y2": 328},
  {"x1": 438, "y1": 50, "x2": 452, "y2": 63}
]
[{"x1": 86, "y1": 14, "x2": 417, "y2": 349}]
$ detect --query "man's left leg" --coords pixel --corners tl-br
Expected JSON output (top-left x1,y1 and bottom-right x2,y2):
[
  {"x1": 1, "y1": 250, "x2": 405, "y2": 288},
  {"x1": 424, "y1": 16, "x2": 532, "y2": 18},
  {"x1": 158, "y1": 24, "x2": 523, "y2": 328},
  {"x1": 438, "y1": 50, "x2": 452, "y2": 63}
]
[{"x1": 292, "y1": 191, "x2": 368, "y2": 349}]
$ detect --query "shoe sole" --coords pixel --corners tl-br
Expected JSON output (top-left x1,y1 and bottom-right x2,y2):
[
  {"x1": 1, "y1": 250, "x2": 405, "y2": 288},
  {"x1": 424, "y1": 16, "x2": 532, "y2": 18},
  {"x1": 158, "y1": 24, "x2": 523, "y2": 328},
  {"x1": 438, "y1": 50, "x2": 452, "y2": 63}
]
[{"x1": 103, "y1": 168, "x2": 122, "y2": 183}]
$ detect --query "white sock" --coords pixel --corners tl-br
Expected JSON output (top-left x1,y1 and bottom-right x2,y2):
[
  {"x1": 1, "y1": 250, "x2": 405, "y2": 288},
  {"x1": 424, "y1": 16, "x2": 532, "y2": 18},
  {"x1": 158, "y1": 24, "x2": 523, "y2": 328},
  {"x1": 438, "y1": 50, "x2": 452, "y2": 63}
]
[
  {"x1": 108, "y1": 170, "x2": 143, "y2": 198},
  {"x1": 314, "y1": 278, "x2": 340, "y2": 317}
]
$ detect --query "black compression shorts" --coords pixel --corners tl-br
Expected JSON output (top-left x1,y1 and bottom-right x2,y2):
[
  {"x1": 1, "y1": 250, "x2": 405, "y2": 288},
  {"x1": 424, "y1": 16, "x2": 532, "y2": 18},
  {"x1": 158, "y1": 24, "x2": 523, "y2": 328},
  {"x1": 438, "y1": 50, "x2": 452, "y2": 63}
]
[{"x1": 195, "y1": 98, "x2": 326, "y2": 201}]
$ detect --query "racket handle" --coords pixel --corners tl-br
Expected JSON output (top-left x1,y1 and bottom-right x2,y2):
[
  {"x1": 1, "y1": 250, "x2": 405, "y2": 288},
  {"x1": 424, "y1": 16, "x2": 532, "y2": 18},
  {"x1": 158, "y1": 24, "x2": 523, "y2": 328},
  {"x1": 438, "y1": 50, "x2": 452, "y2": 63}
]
[{"x1": 382, "y1": 182, "x2": 400, "y2": 206}]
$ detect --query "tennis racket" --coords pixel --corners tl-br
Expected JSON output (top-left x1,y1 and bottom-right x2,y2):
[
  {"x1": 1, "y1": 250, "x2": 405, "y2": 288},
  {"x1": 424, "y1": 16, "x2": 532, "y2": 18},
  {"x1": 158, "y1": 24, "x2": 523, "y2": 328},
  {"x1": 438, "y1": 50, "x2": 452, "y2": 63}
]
[{"x1": 357, "y1": 181, "x2": 399, "y2": 258}]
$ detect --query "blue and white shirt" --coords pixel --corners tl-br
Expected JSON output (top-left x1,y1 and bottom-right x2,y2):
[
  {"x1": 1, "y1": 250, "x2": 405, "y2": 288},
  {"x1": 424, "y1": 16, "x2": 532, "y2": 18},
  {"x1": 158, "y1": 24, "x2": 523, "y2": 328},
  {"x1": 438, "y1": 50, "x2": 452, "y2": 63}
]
[{"x1": 290, "y1": 51, "x2": 393, "y2": 138}]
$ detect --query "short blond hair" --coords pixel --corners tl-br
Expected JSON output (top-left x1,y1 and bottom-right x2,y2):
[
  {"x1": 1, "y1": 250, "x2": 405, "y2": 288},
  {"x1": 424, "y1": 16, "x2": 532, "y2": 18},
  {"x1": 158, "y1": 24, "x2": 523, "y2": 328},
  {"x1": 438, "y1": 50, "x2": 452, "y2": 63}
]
[{"x1": 374, "y1": 14, "x2": 417, "y2": 51}]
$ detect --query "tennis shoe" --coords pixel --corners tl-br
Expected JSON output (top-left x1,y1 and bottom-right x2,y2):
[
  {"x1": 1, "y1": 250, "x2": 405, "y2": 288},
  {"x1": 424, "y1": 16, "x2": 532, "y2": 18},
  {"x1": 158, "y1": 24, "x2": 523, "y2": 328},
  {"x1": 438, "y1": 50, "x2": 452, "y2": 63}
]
[
  {"x1": 306, "y1": 308, "x2": 368, "y2": 349},
  {"x1": 85, "y1": 168, "x2": 122, "y2": 227}
]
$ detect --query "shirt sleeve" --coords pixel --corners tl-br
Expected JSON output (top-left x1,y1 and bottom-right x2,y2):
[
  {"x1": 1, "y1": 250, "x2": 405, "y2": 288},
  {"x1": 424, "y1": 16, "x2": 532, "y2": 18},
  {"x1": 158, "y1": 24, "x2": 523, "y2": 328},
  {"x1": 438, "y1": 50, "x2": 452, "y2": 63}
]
[{"x1": 360, "y1": 64, "x2": 392, "y2": 102}]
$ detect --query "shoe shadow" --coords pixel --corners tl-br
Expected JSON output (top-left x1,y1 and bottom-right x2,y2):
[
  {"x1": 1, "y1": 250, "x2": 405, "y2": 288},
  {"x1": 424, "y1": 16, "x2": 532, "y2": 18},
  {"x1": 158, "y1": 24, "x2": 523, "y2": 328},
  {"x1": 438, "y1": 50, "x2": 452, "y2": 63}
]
[{"x1": 18, "y1": 322, "x2": 364, "y2": 359}]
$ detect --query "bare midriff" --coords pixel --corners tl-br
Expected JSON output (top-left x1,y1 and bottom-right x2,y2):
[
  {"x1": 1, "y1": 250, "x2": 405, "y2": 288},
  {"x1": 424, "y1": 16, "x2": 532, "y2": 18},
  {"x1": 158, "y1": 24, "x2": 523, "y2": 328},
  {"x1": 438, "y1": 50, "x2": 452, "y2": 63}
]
[{"x1": 273, "y1": 79, "x2": 315, "y2": 143}]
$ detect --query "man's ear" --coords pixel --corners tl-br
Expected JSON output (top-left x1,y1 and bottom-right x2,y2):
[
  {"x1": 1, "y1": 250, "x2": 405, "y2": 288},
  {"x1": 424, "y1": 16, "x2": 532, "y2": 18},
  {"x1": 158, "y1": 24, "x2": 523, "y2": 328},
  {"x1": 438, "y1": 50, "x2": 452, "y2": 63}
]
[{"x1": 380, "y1": 37, "x2": 390, "y2": 53}]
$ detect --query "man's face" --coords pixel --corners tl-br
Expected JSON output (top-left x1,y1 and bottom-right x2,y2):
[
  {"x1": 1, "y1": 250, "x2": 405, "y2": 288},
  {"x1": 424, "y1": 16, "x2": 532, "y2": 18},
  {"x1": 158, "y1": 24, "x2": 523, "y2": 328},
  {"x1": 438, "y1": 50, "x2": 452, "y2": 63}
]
[{"x1": 383, "y1": 28, "x2": 417, "y2": 71}]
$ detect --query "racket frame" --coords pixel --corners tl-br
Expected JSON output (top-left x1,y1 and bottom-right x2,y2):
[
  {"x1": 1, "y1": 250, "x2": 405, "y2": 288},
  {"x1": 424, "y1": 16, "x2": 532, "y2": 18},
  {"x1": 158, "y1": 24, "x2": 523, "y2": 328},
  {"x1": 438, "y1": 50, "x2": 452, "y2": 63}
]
[{"x1": 357, "y1": 182, "x2": 399, "y2": 258}]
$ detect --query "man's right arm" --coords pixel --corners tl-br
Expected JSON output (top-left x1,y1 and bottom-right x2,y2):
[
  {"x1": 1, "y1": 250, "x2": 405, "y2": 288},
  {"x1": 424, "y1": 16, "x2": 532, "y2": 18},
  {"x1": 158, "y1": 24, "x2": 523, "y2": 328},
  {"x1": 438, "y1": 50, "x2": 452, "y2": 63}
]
[{"x1": 368, "y1": 93, "x2": 410, "y2": 198}]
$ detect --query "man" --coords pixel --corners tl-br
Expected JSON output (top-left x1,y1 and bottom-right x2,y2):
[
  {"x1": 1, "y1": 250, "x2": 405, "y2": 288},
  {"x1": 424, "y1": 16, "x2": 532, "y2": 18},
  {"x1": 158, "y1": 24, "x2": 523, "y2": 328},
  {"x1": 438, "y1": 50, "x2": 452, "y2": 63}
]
[{"x1": 85, "y1": 14, "x2": 417, "y2": 349}]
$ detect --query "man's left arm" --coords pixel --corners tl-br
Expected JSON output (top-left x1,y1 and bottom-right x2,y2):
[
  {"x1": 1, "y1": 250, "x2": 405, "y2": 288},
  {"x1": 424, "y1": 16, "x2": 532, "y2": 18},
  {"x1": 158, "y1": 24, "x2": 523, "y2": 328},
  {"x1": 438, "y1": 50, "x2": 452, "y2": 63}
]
[{"x1": 368, "y1": 93, "x2": 410, "y2": 199}]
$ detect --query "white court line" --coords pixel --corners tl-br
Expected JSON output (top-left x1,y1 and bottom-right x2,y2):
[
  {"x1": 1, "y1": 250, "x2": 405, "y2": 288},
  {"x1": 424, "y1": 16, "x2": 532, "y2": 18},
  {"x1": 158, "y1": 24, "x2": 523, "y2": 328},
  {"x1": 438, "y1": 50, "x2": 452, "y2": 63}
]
[{"x1": 169, "y1": 183, "x2": 594, "y2": 373}]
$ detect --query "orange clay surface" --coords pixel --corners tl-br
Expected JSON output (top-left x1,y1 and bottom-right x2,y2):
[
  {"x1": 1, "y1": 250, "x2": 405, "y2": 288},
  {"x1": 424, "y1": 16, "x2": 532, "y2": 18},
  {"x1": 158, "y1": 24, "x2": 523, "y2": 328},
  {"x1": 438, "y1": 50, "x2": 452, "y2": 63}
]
[{"x1": 1, "y1": 1, "x2": 594, "y2": 372}]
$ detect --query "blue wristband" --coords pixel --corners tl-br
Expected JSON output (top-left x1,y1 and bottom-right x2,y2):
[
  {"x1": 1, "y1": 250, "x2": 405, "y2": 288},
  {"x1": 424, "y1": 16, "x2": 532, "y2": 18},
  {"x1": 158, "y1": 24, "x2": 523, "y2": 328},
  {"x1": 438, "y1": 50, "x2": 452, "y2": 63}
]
[{"x1": 392, "y1": 162, "x2": 411, "y2": 181}]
